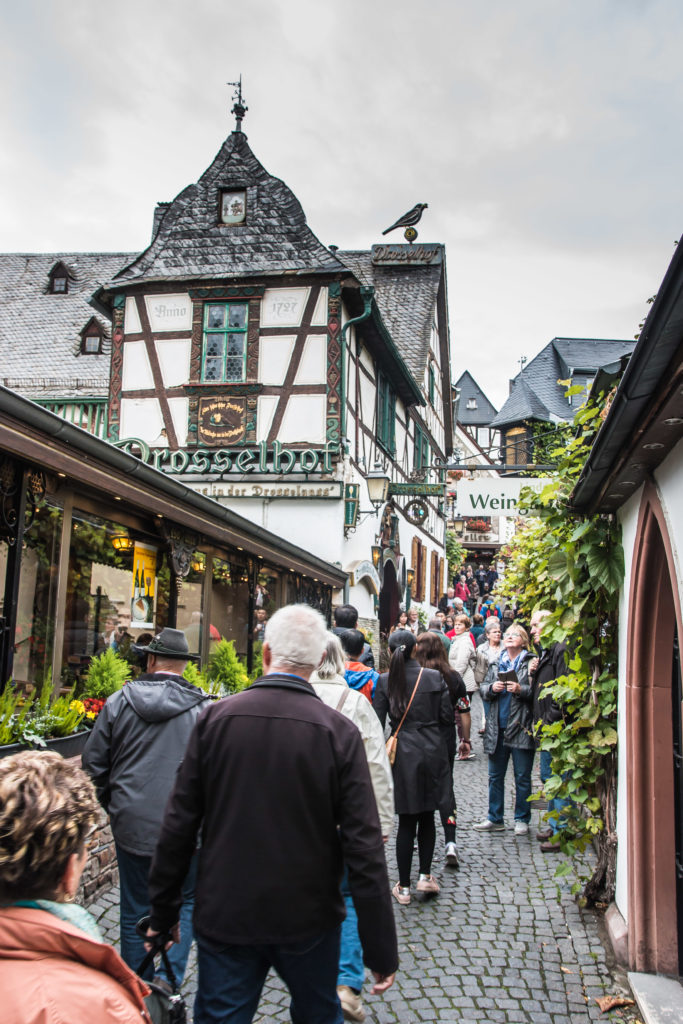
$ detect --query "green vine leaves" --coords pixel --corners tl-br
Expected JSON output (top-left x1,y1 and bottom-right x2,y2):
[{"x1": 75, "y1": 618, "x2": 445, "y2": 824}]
[{"x1": 499, "y1": 389, "x2": 623, "y2": 901}]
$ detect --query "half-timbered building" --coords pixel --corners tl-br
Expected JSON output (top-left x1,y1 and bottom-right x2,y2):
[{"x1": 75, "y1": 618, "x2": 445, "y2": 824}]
[{"x1": 0, "y1": 109, "x2": 454, "y2": 645}]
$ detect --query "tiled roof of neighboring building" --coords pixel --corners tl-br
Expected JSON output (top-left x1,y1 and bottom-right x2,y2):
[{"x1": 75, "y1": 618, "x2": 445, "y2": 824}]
[
  {"x1": 0, "y1": 252, "x2": 132, "y2": 398},
  {"x1": 337, "y1": 249, "x2": 442, "y2": 379},
  {"x1": 489, "y1": 337, "x2": 636, "y2": 429},
  {"x1": 107, "y1": 131, "x2": 346, "y2": 288},
  {"x1": 454, "y1": 370, "x2": 498, "y2": 425}
]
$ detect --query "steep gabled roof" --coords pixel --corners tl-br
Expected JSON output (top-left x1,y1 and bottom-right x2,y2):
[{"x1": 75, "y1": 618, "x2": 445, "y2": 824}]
[
  {"x1": 107, "y1": 131, "x2": 346, "y2": 288},
  {"x1": 337, "y1": 249, "x2": 442, "y2": 380},
  {"x1": 454, "y1": 370, "x2": 498, "y2": 425},
  {"x1": 0, "y1": 252, "x2": 132, "y2": 398},
  {"x1": 489, "y1": 337, "x2": 636, "y2": 430}
]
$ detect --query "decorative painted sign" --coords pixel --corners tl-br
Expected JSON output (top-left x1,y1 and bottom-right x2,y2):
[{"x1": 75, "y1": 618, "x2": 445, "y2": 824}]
[
  {"x1": 347, "y1": 559, "x2": 381, "y2": 595},
  {"x1": 145, "y1": 294, "x2": 192, "y2": 332},
  {"x1": 260, "y1": 287, "x2": 309, "y2": 327},
  {"x1": 198, "y1": 397, "x2": 246, "y2": 446},
  {"x1": 389, "y1": 482, "x2": 445, "y2": 496},
  {"x1": 115, "y1": 438, "x2": 336, "y2": 476},
  {"x1": 220, "y1": 190, "x2": 247, "y2": 225},
  {"x1": 454, "y1": 478, "x2": 552, "y2": 516},
  {"x1": 130, "y1": 543, "x2": 156, "y2": 629},
  {"x1": 371, "y1": 244, "x2": 442, "y2": 266},
  {"x1": 191, "y1": 481, "x2": 342, "y2": 500}
]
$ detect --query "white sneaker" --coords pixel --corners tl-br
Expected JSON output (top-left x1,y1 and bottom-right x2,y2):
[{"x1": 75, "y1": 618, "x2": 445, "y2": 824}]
[
  {"x1": 473, "y1": 819, "x2": 505, "y2": 832},
  {"x1": 514, "y1": 821, "x2": 529, "y2": 835},
  {"x1": 445, "y1": 842, "x2": 460, "y2": 867}
]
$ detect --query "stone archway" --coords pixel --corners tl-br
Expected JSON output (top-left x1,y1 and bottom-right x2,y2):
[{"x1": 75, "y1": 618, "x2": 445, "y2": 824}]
[{"x1": 626, "y1": 484, "x2": 682, "y2": 975}]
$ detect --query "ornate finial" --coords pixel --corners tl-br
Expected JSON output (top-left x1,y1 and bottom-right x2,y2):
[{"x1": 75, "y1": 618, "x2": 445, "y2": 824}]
[
  {"x1": 381, "y1": 203, "x2": 429, "y2": 244},
  {"x1": 227, "y1": 76, "x2": 248, "y2": 132}
]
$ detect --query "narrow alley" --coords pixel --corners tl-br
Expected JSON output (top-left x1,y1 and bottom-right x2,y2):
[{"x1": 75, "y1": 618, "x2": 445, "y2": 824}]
[{"x1": 88, "y1": 693, "x2": 627, "y2": 1024}]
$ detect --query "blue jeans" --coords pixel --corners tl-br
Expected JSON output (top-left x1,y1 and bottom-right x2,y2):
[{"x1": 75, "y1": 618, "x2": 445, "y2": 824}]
[
  {"x1": 339, "y1": 868, "x2": 364, "y2": 992},
  {"x1": 194, "y1": 925, "x2": 344, "y2": 1024},
  {"x1": 488, "y1": 737, "x2": 535, "y2": 824},
  {"x1": 116, "y1": 843, "x2": 196, "y2": 984},
  {"x1": 539, "y1": 749, "x2": 571, "y2": 833}
]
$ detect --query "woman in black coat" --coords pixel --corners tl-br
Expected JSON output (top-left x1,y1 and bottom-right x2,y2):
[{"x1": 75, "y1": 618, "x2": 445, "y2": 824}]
[{"x1": 374, "y1": 630, "x2": 455, "y2": 905}]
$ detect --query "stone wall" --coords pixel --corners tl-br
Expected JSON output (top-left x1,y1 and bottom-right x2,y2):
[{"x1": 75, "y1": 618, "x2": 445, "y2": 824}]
[{"x1": 78, "y1": 808, "x2": 118, "y2": 902}]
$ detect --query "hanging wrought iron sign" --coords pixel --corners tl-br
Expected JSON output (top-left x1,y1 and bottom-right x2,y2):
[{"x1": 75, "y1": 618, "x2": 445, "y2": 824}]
[{"x1": 404, "y1": 499, "x2": 429, "y2": 525}]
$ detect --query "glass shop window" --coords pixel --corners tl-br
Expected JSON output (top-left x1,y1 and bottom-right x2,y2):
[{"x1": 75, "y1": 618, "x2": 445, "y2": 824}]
[
  {"x1": 209, "y1": 557, "x2": 250, "y2": 661},
  {"x1": 11, "y1": 501, "x2": 63, "y2": 690},
  {"x1": 175, "y1": 553, "x2": 207, "y2": 659},
  {"x1": 62, "y1": 511, "x2": 167, "y2": 685}
]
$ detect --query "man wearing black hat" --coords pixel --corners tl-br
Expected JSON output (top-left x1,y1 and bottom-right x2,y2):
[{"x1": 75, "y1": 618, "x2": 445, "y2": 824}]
[{"x1": 82, "y1": 627, "x2": 211, "y2": 988}]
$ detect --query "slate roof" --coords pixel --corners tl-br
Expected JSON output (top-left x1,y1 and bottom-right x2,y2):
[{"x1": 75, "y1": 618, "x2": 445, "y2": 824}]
[
  {"x1": 337, "y1": 249, "x2": 442, "y2": 380},
  {"x1": 489, "y1": 337, "x2": 636, "y2": 429},
  {"x1": 454, "y1": 370, "x2": 497, "y2": 425},
  {"x1": 107, "y1": 131, "x2": 346, "y2": 288},
  {"x1": 0, "y1": 252, "x2": 132, "y2": 398}
]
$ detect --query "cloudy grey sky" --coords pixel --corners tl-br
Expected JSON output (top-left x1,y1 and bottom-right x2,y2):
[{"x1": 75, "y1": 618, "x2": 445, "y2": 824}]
[{"x1": 2, "y1": 0, "x2": 682, "y2": 409}]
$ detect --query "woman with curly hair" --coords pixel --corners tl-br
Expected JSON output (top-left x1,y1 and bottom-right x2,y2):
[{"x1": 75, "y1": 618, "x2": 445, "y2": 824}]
[
  {"x1": 0, "y1": 751, "x2": 149, "y2": 1023},
  {"x1": 373, "y1": 630, "x2": 455, "y2": 905}
]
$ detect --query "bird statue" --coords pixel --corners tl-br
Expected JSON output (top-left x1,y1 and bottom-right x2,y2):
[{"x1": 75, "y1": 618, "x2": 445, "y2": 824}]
[{"x1": 382, "y1": 203, "x2": 428, "y2": 236}]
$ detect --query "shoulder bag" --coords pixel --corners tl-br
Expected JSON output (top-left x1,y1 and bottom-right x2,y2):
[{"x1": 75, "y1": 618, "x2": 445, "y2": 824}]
[{"x1": 385, "y1": 668, "x2": 423, "y2": 766}]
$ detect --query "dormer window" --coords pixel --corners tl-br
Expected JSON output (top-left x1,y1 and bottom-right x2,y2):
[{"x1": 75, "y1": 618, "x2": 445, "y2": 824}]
[
  {"x1": 219, "y1": 190, "x2": 247, "y2": 225},
  {"x1": 48, "y1": 261, "x2": 70, "y2": 295},
  {"x1": 466, "y1": 398, "x2": 478, "y2": 410},
  {"x1": 79, "y1": 317, "x2": 105, "y2": 355}
]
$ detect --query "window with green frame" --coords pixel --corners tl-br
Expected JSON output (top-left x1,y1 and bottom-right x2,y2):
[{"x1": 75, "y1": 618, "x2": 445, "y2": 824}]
[
  {"x1": 376, "y1": 372, "x2": 396, "y2": 454},
  {"x1": 428, "y1": 363, "x2": 436, "y2": 405},
  {"x1": 202, "y1": 301, "x2": 248, "y2": 382},
  {"x1": 414, "y1": 422, "x2": 430, "y2": 469}
]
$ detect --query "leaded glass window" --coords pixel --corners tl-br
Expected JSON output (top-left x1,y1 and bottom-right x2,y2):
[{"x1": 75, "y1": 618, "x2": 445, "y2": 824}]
[{"x1": 202, "y1": 302, "x2": 248, "y2": 382}]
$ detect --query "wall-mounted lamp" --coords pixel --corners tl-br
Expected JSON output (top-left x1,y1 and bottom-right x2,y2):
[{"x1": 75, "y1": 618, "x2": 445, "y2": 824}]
[
  {"x1": 111, "y1": 535, "x2": 134, "y2": 552},
  {"x1": 453, "y1": 519, "x2": 464, "y2": 536},
  {"x1": 191, "y1": 552, "x2": 206, "y2": 573},
  {"x1": 366, "y1": 468, "x2": 390, "y2": 510},
  {"x1": 405, "y1": 567, "x2": 415, "y2": 613},
  {"x1": 371, "y1": 544, "x2": 382, "y2": 569}
]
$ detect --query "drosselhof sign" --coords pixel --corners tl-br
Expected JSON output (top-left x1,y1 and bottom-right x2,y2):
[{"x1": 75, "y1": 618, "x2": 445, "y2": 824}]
[
  {"x1": 114, "y1": 439, "x2": 336, "y2": 476},
  {"x1": 454, "y1": 478, "x2": 552, "y2": 516}
]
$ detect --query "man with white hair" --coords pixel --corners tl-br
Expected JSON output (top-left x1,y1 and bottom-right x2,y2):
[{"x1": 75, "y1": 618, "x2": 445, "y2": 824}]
[{"x1": 147, "y1": 603, "x2": 397, "y2": 1024}]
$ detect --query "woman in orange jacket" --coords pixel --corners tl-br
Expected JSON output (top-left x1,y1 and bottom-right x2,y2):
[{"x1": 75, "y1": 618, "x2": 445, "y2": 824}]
[{"x1": 0, "y1": 751, "x2": 150, "y2": 1024}]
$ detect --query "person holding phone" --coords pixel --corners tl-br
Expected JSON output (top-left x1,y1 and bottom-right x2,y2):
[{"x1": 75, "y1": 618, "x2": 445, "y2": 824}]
[{"x1": 473, "y1": 625, "x2": 535, "y2": 835}]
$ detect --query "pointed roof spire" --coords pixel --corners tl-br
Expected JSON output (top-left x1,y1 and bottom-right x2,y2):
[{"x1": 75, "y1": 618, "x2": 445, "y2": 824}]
[{"x1": 227, "y1": 75, "x2": 248, "y2": 132}]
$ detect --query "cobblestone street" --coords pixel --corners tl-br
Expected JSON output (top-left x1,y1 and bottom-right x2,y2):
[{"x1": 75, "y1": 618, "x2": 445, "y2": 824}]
[{"x1": 88, "y1": 695, "x2": 623, "y2": 1024}]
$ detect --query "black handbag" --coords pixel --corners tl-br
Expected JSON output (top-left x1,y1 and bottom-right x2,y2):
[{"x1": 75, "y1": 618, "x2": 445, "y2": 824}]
[{"x1": 135, "y1": 916, "x2": 187, "y2": 1024}]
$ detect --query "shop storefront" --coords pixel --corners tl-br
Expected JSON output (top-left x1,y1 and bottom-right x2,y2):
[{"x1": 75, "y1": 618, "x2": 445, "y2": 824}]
[{"x1": 0, "y1": 388, "x2": 345, "y2": 693}]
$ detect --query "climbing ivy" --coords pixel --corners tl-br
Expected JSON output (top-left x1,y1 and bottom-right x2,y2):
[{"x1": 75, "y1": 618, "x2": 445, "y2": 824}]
[{"x1": 499, "y1": 386, "x2": 623, "y2": 903}]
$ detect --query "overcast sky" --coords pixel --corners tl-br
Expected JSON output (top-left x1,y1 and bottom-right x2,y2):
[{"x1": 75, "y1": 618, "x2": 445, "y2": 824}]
[{"x1": 2, "y1": 0, "x2": 682, "y2": 409}]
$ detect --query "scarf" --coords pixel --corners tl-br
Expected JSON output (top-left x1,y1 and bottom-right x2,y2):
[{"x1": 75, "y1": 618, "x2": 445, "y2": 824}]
[{"x1": 10, "y1": 899, "x2": 103, "y2": 942}]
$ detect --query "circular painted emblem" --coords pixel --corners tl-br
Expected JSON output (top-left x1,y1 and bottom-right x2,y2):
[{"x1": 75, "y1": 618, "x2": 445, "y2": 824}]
[
  {"x1": 404, "y1": 499, "x2": 428, "y2": 525},
  {"x1": 404, "y1": 226, "x2": 418, "y2": 242}
]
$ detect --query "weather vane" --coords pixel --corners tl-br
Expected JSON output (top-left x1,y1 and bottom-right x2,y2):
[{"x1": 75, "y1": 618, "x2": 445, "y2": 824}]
[
  {"x1": 227, "y1": 76, "x2": 248, "y2": 132},
  {"x1": 382, "y1": 203, "x2": 428, "y2": 243}
]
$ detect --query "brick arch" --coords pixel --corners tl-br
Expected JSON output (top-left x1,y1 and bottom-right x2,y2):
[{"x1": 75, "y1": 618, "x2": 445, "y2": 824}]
[{"x1": 626, "y1": 482, "x2": 682, "y2": 975}]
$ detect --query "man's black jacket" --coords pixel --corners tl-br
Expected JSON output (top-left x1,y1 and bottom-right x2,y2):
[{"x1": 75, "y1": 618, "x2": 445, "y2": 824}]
[
  {"x1": 148, "y1": 673, "x2": 398, "y2": 976},
  {"x1": 532, "y1": 641, "x2": 569, "y2": 728}
]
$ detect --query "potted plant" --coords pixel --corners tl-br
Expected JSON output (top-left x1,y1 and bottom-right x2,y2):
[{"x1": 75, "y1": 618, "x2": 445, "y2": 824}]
[
  {"x1": 0, "y1": 678, "x2": 88, "y2": 759},
  {"x1": 79, "y1": 647, "x2": 130, "y2": 724}
]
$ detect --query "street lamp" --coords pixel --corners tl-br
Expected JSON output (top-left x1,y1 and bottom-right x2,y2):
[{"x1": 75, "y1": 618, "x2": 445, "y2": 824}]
[{"x1": 366, "y1": 468, "x2": 390, "y2": 510}]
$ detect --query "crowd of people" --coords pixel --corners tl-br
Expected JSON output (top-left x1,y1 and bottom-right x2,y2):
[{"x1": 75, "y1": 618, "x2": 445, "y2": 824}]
[{"x1": 0, "y1": 576, "x2": 570, "y2": 1024}]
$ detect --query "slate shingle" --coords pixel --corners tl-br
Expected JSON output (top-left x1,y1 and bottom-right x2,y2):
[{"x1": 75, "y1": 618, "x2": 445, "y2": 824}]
[
  {"x1": 489, "y1": 337, "x2": 636, "y2": 429},
  {"x1": 108, "y1": 132, "x2": 345, "y2": 287},
  {"x1": 0, "y1": 252, "x2": 133, "y2": 398},
  {"x1": 454, "y1": 370, "x2": 498, "y2": 425},
  {"x1": 337, "y1": 249, "x2": 442, "y2": 380}
]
